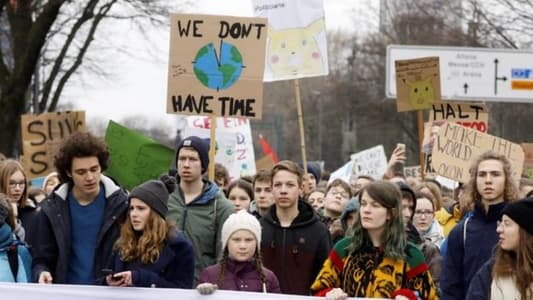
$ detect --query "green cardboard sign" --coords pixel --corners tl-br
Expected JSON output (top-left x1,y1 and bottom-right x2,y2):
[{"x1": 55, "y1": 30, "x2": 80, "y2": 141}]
[{"x1": 104, "y1": 120, "x2": 174, "y2": 191}]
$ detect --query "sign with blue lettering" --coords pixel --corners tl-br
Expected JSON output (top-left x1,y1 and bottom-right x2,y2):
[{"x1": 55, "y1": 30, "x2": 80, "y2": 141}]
[{"x1": 386, "y1": 45, "x2": 533, "y2": 103}]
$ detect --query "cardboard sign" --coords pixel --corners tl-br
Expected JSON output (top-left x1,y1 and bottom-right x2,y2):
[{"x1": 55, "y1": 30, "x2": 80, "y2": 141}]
[
  {"x1": 252, "y1": 0, "x2": 328, "y2": 81},
  {"x1": 104, "y1": 121, "x2": 174, "y2": 191},
  {"x1": 255, "y1": 154, "x2": 276, "y2": 171},
  {"x1": 429, "y1": 102, "x2": 488, "y2": 129},
  {"x1": 522, "y1": 143, "x2": 533, "y2": 179},
  {"x1": 20, "y1": 111, "x2": 86, "y2": 179},
  {"x1": 431, "y1": 122, "x2": 524, "y2": 183},
  {"x1": 167, "y1": 14, "x2": 268, "y2": 119},
  {"x1": 182, "y1": 116, "x2": 256, "y2": 181},
  {"x1": 350, "y1": 145, "x2": 388, "y2": 180},
  {"x1": 404, "y1": 165, "x2": 421, "y2": 179},
  {"x1": 395, "y1": 56, "x2": 441, "y2": 112}
]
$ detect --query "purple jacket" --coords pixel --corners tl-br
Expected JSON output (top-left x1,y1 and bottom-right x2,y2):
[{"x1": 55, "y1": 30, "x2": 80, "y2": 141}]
[{"x1": 199, "y1": 258, "x2": 280, "y2": 293}]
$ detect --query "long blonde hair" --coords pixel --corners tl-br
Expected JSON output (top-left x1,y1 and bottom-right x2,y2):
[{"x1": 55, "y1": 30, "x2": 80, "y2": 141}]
[{"x1": 114, "y1": 210, "x2": 174, "y2": 264}]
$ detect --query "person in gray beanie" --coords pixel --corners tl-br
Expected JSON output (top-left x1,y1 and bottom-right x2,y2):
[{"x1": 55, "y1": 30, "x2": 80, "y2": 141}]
[{"x1": 104, "y1": 175, "x2": 195, "y2": 289}]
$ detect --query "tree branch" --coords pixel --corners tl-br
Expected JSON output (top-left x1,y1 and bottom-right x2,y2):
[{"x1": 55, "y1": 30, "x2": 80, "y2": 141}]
[
  {"x1": 40, "y1": 0, "x2": 99, "y2": 111},
  {"x1": 48, "y1": 0, "x2": 118, "y2": 111}
]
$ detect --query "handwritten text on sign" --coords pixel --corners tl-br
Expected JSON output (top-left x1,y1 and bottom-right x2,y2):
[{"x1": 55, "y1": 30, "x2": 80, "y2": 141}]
[
  {"x1": 167, "y1": 14, "x2": 267, "y2": 119},
  {"x1": 431, "y1": 122, "x2": 524, "y2": 184},
  {"x1": 429, "y1": 102, "x2": 488, "y2": 132},
  {"x1": 20, "y1": 111, "x2": 86, "y2": 179}
]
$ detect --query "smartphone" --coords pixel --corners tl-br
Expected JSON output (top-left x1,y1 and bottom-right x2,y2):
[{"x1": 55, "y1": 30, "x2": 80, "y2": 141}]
[{"x1": 392, "y1": 143, "x2": 406, "y2": 176}]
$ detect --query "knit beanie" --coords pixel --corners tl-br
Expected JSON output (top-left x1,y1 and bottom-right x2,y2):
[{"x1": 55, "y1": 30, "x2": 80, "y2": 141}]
[
  {"x1": 221, "y1": 210, "x2": 262, "y2": 251},
  {"x1": 299, "y1": 162, "x2": 321, "y2": 184},
  {"x1": 502, "y1": 197, "x2": 533, "y2": 235},
  {"x1": 176, "y1": 136, "x2": 210, "y2": 173},
  {"x1": 129, "y1": 175, "x2": 176, "y2": 218},
  {"x1": 397, "y1": 181, "x2": 416, "y2": 220}
]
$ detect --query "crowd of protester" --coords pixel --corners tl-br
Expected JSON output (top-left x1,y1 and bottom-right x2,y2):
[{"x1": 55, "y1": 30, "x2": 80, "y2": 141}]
[{"x1": 1, "y1": 132, "x2": 533, "y2": 300}]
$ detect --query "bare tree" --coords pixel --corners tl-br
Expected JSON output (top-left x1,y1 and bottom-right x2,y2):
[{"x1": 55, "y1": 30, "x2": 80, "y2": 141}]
[{"x1": 0, "y1": 0, "x2": 190, "y2": 156}]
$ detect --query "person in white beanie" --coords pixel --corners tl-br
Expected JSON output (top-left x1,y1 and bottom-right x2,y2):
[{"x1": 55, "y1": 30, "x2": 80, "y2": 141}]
[{"x1": 197, "y1": 210, "x2": 280, "y2": 295}]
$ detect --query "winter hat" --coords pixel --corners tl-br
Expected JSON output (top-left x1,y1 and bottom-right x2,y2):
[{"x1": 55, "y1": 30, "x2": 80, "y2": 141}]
[
  {"x1": 502, "y1": 197, "x2": 533, "y2": 235},
  {"x1": 299, "y1": 162, "x2": 321, "y2": 184},
  {"x1": 221, "y1": 210, "x2": 262, "y2": 251},
  {"x1": 129, "y1": 175, "x2": 176, "y2": 218},
  {"x1": 340, "y1": 195, "x2": 360, "y2": 232},
  {"x1": 176, "y1": 136, "x2": 210, "y2": 173}
]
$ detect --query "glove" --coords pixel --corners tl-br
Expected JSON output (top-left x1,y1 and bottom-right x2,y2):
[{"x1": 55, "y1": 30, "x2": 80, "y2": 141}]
[
  {"x1": 325, "y1": 288, "x2": 348, "y2": 300},
  {"x1": 196, "y1": 283, "x2": 218, "y2": 295}
]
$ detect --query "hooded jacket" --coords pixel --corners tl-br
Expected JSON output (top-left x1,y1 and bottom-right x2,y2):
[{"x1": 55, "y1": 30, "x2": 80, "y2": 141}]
[
  {"x1": 167, "y1": 179, "x2": 233, "y2": 284},
  {"x1": 108, "y1": 232, "x2": 195, "y2": 288},
  {"x1": 31, "y1": 175, "x2": 129, "y2": 284},
  {"x1": 0, "y1": 223, "x2": 32, "y2": 282},
  {"x1": 260, "y1": 200, "x2": 331, "y2": 295},
  {"x1": 440, "y1": 201, "x2": 507, "y2": 300}
]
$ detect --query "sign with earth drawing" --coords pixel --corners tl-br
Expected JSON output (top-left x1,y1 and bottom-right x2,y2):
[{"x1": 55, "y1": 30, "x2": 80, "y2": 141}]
[{"x1": 167, "y1": 14, "x2": 268, "y2": 119}]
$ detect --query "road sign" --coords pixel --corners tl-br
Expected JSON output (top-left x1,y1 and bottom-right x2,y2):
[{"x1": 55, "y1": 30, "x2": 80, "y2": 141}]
[{"x1": 386, "y1": 45, "x2": 533, "y2": 103}]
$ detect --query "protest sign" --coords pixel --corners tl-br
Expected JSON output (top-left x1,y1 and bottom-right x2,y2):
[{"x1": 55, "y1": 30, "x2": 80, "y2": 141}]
[
  {"x1": 404, "y1": 165, "x2": 421, "y2": 179},
  {"x1": 20, "y1": 111, "x2": 86, "y2": 179},
  {"x1": 328, "y1": 160, "x2": 354, "y2": 186},
  {"x1": 350, "y1": 145, "x2": 388, "y2": 180},
  {"x1": 522, "y1": 143, "x2": 533, "y2": 179},
  {"x1": 429, "y1": 102, "x2": 488, "y2": 131},
  {"x1": 395, "y1": 56, "x2": 441, "y2": 112},
  {"x1": 256, "y1": 154, "x2": 276, "y2": 171},
  {"x1": 167, "y1": 14, "x2": 267, "y2": 119},
  {"x1": 252, "y1": 0, "x2": 328, "y2": 81},
  {"x1": 182, "y1": 116, "x2": 256, "y2": 180},
  {"x1": 104, "y1": 121, "x2": 174, "y2": 191},
  {"x1": 432, "y1": 122, "x2": 524, "y2": 183}
]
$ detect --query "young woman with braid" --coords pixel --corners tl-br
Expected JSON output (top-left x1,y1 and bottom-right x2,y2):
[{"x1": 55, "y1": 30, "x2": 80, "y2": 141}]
[{"x1": 197, "y1": 210, "x2": 280, "y2": 295}]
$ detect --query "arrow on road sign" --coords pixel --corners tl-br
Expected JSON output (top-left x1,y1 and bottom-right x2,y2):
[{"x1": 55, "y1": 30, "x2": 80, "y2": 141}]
[
  {"x1": 494, "y1": 58, "x2": 508, "y2": 95},
  {"x1": 463, "y1": 83, "x2": 469, "y2": 94}
]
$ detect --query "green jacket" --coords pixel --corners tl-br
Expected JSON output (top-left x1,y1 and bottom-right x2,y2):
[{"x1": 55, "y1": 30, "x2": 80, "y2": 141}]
[{"x1": 167, "y1": 180, "x2": 233, "y2": 284}]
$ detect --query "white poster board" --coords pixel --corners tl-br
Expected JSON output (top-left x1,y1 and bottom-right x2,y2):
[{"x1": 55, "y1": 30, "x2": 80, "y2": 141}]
[{"x1": 350, "y1": 145, "x2": 388, "y2": 180}]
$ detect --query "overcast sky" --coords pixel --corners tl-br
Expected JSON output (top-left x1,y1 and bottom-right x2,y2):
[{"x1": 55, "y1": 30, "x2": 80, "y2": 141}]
[{"x1": 62, "y1": 0, "x2": 377, "y2": 129}]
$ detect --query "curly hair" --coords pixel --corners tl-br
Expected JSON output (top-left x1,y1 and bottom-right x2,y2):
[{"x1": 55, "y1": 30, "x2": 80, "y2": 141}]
[
  {"x1": 492, "y1": 228, "x2": 533, "y2": 300},
  {"x1": 54, "y1": 132, "x2": 109, "y2": 183},
  {"x1": 349, "y1": 180, "x2": 406, "y2": 260},
  {"x1": 114, "y1": 209, "x2": 174, "y2": 264},
  {"x1": 0, "y1": 159, "x2": 28, "y2": 208},
  {"x1": 464, "y1": 151, "x2": 519, "y2": 209}
]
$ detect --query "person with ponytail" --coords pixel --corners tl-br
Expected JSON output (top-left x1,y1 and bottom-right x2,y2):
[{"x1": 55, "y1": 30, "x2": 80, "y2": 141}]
[
  {"x1": 105, "y1": 175, "x2": 195, "y2": 288},
  {"x1": 196, "y1": 210, "x2": 280, "y2": 294},
  {"x1": 466, "y1": 197, "x2": 533, "y2": 300}
]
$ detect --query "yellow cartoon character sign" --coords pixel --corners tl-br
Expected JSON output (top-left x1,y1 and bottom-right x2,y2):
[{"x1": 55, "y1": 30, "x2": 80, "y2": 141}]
[
  {"x1": 252, "y1": 0, "x2": 329, "y2": 81},
  {"x1": 394, "y1": 56, "x2": 441, "y2": 112},
  {"x1": 267, "y1": 18, "x2": 326, "y2": 79}
]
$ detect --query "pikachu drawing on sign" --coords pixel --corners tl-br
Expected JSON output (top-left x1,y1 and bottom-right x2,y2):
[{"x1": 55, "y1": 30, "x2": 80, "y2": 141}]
[
  {"x1": 404, "y1": 76, "x2": 436, "y2": 110},
  {"x1": 267, "y1": 18, "x2": 326, "y2": 78}
]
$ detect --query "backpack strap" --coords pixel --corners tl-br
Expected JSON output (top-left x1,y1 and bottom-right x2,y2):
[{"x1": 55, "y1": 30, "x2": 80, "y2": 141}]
[{"x1": 7, "y1": 244, "x2": 19, "y2": 282}]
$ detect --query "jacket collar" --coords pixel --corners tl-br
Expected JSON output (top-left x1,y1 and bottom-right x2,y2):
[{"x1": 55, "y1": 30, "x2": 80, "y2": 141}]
[{"x1": 53, "y1": 175, "x2": 121, "y2": 201}]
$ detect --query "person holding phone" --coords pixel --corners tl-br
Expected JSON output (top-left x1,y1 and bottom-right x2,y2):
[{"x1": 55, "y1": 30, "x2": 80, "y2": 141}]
[{"x1": 105, "y1": 175, "x2": 195, "y2": 288}]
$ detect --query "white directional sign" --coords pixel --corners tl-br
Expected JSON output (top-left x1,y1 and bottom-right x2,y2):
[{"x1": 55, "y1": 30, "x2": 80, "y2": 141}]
[{"x1": 386, "y1": 45, "x2": 533, "y2": 103}]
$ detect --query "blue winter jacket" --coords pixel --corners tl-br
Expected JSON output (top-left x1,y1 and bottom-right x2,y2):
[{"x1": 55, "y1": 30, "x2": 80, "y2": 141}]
[
  {"x1": 0, "y1": 223, "x2": 32, "y2": 282},
  {"x1": 440, "y1": 201, "x2": 506, "y2": 300},
  {"x1": 108, "y1": 231, "x2": 195, "y2": 288},
  {"x1": 465, "y1": 259, "x2": 493, "y2": 300}
]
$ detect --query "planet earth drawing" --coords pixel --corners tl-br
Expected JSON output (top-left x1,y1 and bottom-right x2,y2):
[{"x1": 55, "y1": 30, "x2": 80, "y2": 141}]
[{"x1": 193, "y1": 41, "x2": 244, "y2": 90}]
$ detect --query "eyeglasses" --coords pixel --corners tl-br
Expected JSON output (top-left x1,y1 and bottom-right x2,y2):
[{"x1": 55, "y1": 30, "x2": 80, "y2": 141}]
[
  {"x1": 414, "y1": 209, "x2": 434, "y2": 216},
  {"x1": 8, "y1": 180, "x2": 26, "y2": 188},
  {"x1": 328, "y1": 190, "x2": 350, "y2": 199}
]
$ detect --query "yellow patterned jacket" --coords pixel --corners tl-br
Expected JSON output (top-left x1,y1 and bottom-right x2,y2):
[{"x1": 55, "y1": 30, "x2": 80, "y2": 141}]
[{"x1": 311, "y1": 237, "x2": 438, "y2": 299}]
